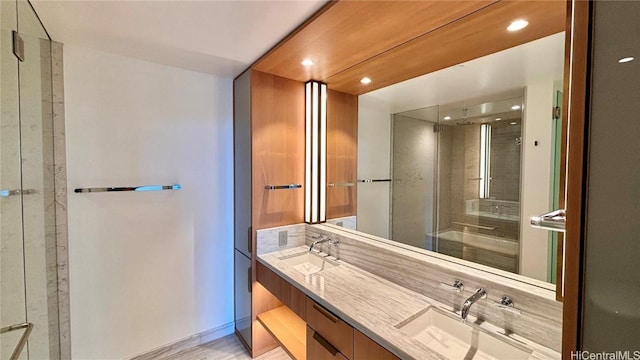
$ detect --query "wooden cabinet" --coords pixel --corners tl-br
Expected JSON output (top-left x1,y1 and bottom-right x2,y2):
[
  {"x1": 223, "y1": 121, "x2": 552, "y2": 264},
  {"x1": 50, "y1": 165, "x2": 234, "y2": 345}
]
[
  {"x1": 233, "y1": 69, "x2": 306, "y2": 357},
  {"x1": 306, "y1": 298, "x2": 354, "y2": 359},
  {"x1": 256, "y1": 262, "x2": 306, "y2": 321},
  {"x1": 307, "y1": 326, "x2": 350, "y2": 360},
  {"x1": 353, "y1": 330, "x2": 400, "y2": 360}
]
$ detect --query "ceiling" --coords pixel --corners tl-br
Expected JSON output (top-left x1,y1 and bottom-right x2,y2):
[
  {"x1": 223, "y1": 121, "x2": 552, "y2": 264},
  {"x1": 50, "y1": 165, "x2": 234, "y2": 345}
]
[
  {"x1": 31, "y1": 0, "x2": 327, "y2": 77},
  {"x1": 364, "y1": 32, "x2": 565, "y2": 114}
]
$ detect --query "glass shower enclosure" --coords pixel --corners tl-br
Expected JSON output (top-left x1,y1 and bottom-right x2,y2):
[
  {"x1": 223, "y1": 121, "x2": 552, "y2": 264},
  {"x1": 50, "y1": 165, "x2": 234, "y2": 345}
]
[{"x1": 1, "y1": 0, "x2": 62, "y2": 358}]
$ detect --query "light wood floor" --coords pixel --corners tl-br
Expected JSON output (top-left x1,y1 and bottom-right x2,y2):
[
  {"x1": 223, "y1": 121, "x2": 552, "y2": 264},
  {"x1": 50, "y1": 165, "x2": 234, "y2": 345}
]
[{"x1": 167, "y1": 334, "x2": 291, "y2": 360}]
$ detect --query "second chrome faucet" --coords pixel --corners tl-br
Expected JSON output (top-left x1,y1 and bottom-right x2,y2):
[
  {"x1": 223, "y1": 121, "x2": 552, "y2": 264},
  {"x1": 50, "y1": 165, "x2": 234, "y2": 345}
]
[{"x1": 461, "y1": 288, "x2": 487, "y2": 320}]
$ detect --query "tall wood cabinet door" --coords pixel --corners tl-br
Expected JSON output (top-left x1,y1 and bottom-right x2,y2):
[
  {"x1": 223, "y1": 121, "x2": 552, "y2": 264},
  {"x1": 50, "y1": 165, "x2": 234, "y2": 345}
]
[
  {"x1": 353, "y1": 330, "x2": 400, "y2": 360},
  {"x1": 307, "y1": 326, "x2": 349, "y2": 360}
]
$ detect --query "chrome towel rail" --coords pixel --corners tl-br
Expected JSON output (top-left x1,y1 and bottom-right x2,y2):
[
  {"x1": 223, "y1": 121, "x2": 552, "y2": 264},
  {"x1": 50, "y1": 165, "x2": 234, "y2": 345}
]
[
  {"x1": 264, "y1": 184, "x2": 302, "y2": 190},
  {"x1": 357, "y1": 179, "x2": 392, "y2": 183},
  {"x1": 328, "y1": 182, "x2": 355, "y2": 187},
  {"x1": 530, "y1": 209, "x2": 566, "y2": 232},
  {"x1": 74, "y1": 184, "x2": 182, "y2": 193},
  {"x1": 0, "y1": 189, "x2": 36, "y2": 197},
  {"x1": 0, "y1": 322, "x2": 33, "y2": 360},
  {"x1": 451, "y1": 222, "x2": 497, "y2": 231}
]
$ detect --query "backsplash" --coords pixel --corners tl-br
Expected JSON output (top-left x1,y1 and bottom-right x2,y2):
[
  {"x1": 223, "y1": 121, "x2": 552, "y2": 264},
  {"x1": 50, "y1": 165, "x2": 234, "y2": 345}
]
[
  {"x1": 256, "y1": 223, "x2": 306, "y2": 255},
  {"x1": 306, "y1": 224, "x2": 562, "y2": 352},
  {"x1": 325, "y1": 215, "x2": 357, "y2": 230}
]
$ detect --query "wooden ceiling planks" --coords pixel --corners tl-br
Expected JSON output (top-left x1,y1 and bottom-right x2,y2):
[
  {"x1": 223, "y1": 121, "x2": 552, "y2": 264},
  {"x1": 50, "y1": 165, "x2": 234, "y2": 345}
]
[
  {"x1": 252, "y1": 0, "x2": 566, "y2": 95},
  {"x1": 252, "y1": 0, "x2": 497, "y2": 83},
  {"x1": 326, "y1": 0, "x2": 567, "y2": 95}
]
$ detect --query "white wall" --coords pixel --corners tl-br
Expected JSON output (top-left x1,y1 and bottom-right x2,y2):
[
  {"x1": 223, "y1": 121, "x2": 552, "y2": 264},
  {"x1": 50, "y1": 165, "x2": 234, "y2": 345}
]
[
  {"x1": 357, "y1": 95, "x2": 391, "y2": 239},
  {"x1": 64, "y1": 45, "x2": 234, "y2": 359},
  {"x1": 520, "y1": 79, "x2": 555, "y2": 281}
]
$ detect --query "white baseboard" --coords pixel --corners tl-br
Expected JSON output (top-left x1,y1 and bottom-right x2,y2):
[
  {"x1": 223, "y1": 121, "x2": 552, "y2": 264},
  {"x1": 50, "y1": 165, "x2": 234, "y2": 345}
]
[{"x1": 129, "y1": 321, "x2": 235, "y2": 360}]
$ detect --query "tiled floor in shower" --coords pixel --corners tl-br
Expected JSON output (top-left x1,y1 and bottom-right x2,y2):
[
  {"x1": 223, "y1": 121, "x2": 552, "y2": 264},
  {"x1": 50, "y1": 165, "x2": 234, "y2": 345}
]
[{"x1": 166, "y1": 334, "x2": 292, "y2": 360}]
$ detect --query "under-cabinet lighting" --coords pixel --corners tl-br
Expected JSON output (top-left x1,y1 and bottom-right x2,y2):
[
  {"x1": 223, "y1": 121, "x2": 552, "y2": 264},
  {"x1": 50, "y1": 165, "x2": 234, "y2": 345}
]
[
  {"x1": 510, "y1": 122, "x2": 517, "y2": 125},
  {"x1": 360, "y1": 77, "x2": 372, "y2": 85},
  {"x1": 618, "y1": 57, "x2": 635, "y2": 63},
  {"x1": 444, "y1": 116, "x2": 452, "y2": 120},
  {"x1": 305, "y1": 80, "x2": 327, "y2": 224},
  {"x1": 507, "y1": 19, "x2": 529, "y2": 32},
  {"x1": 301, "y1": 59, "x2": 315, "y2": 66},
  {"x1": 495, "y1": 117, "x2": 502, "y2": 121},
  {"x1": 511, "y1": 105, "x2": 521, "y2": 110}
]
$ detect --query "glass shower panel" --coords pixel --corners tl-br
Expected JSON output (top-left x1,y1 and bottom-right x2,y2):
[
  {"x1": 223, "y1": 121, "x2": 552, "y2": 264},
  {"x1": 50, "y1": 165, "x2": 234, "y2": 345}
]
[
  {"x1": 17, "y1": 0, "x2": 59, "y2": 357},
  {"x1": 1, "y1": 0, "x2": 59, "y2": 358},
  {"x1": 1, "y1": 0, "x2": 28, "y2": 358}
]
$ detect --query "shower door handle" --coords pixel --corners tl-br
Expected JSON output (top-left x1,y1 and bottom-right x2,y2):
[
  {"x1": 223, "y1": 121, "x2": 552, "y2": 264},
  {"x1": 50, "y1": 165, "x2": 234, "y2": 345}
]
[
  {"x1": 0, "y1": 322, "x2": 33, "y2": 360},
  {"x1": 530, "y1": 209, "x2": 566, "y2": 232}
]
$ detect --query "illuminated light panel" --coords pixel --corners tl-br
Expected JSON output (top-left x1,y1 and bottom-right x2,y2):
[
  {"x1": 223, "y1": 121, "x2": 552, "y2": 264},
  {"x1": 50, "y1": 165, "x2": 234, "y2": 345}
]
[
  {"x1": 360, "y1": 77, "x2": 372, "y2": 84},
  {"x1": 305, "y1": 80, "x2": 327, "y2": 224},
  {"x1": 618, "y1": 57, "x2": 635, "y2": 63},
  {"x1": 301, "y1": 58, "x2": 314, "y2": 66}
]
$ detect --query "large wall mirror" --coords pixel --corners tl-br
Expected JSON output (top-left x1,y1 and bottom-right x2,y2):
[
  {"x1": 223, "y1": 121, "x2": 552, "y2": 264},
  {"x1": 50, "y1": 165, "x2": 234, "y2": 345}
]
[{"x1": 327, "y1": 31, "x2": 566, "y2": 294}]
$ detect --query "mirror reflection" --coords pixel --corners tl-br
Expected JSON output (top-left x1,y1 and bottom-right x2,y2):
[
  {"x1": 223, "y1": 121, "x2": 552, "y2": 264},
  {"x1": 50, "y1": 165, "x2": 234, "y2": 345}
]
[{"x1": 333, "y1": 32, "x2": 565, "y2": 285}]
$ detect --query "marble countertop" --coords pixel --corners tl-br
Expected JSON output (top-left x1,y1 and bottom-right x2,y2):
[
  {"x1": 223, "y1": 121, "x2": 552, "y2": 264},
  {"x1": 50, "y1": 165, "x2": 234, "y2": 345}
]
[{"x1": 258, "y1": 246, "x2": 559, "y2": 360}]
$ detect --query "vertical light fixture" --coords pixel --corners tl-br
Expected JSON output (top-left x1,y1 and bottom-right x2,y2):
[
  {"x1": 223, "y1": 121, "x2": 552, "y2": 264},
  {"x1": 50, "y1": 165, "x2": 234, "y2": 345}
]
[
  {"x1": 479, "y1": 123, "x2": 491, "y2": 199},
  {"x1": 305, "y1": 80, "x2": 327, "y2": 223}
]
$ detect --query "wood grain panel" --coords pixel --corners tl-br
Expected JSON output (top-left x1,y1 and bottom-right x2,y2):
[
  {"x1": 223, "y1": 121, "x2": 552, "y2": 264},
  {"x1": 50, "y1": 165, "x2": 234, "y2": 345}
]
[
  {"x1": 306, "y1": 298, "x2": 354, "y2": 359},
  {"x1": 251, "y1": 70, "x2": 305, "y2": 230},
  {"x1": 326, "y1": 89, "x2": 358, "y2": 220},
  {"x1": 257, "y1": 261, "x2": 307, "y2": 321},
  {"x1": 253, "y1": 1, "x2": 496, "y2": 83},
  {"x1": 353, "y1": 330, "x2": 400, "y2": 360},
  {"x1": 562, "y1": 0, "x2": 591, "y2": 357},
  {"x1": 326, "y1": 0, "x2": 566, "y2": 94},
  {"x1": 252, "y1": 280, "x2": 282, "y2": 357},
  {"x1": 257, "y1": 306, "x2": 306, "y2": 360}
]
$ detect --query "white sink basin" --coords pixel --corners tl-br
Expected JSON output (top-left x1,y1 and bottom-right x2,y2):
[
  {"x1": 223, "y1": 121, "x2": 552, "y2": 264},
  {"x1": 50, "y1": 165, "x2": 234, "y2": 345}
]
[
  {"x1": 396, "y1": 307, "x2": 532, "y2": 360},
  {"x1": 278, "y1": 252, "x2": 339, "y2": 275}
]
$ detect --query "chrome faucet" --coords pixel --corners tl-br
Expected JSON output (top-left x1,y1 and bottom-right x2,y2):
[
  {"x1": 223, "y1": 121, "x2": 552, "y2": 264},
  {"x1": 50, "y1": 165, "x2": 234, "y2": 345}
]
[
  {"x1": 461, "y1": 288, "x2": 487, "y2": 320},
  {"x1": 309, "y1": 235, "x2": 331, "y2": 252},
  {"x1": 309, "y1": 235, "x2": 339, "y2": 256}
]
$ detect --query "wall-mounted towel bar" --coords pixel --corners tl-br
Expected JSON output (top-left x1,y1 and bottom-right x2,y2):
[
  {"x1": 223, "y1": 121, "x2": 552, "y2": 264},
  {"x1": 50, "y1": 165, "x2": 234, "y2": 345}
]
[
  {"x1": 74, "y1": 184, "x2": 182, "y2": 193},
  {"x1": 0, "y1": 322, "x2": 33, "y2": 360},
  {"x1": 0, "y1": 189, "x2": 36, "y2": 197},
  {"x1": 264, "y1": 184, "x2": 302, "y2": 190},
  {"x1": 357, "y1": 179, "x2": 392, "y2": 183},
  {"x1": 451, "y1": 222, "x2": 497, "y2": 231},
  {"x1": 328, "y1": 182, "x2": 355, "y2": 187}
]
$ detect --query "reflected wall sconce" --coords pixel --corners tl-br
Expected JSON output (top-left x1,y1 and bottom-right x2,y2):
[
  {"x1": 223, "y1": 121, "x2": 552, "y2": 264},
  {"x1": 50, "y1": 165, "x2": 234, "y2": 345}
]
[{"x1": 305, "y1": 80, "x2": 327, "y2": 224}]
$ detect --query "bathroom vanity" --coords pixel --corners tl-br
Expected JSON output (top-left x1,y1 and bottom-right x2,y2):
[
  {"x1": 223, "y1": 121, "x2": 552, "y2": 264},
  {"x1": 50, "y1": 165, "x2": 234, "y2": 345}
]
[{"x1": 250, "y1": 224, "x2": 561, "y2": 360}]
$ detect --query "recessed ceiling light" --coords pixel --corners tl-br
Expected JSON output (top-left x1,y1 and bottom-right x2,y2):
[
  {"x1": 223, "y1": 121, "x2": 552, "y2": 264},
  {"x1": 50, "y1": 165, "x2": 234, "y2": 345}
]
[
  {"x1": 301, "y1": 59, "x2": 314, "y2": 66},
  {"x1": 495, "y1": 117, "x2": 502, "y2": 121},
  {"x1": 360, "y1": 77, "x2": 372, "y2": 85},
  {"x1": 510, "y1": 122, "x2": 517, "y2": 125},
  {"x1": 618, "y1": 57, "x2": 635, "y2": 63},
  {"x1": 444, "y1": 116, "x2": 451, "y2": 120},
  {"x1": 511, "y1": 105, "x2": 521, "y2": 110},
  {"x1": 507, "y1": 19, "x2": 529, "y2": 32}
]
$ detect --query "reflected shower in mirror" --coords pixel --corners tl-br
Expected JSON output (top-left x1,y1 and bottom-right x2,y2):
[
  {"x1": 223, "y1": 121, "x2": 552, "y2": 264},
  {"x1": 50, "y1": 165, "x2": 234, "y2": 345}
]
[
  {"x1": 391, "y1": 95, "x2": 524, "y2": 275},
  {"x1": 332, "y1": 32, "x2": 565, "y2": 285}
]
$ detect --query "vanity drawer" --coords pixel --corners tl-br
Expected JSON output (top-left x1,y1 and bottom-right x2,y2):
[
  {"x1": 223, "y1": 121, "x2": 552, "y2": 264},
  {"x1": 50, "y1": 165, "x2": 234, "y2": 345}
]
[
  {"x1": 306, "y1": 298, "x2": 354, "y2": 359},
  {"x1": 307, "y1": 326, "x2": 349, "y2": 360},
  {"x1": 354, "y1": 329, "x2": 400, "y2": 360}
]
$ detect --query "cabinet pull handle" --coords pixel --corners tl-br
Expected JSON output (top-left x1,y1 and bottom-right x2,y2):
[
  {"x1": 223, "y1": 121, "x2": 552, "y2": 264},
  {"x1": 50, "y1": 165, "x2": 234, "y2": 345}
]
[
  {"x1": 247, "y1": 226, "x2": 252, "y2": 254},
  {"x1": 247, "y1": 266, "x2": 252, "y2": 293},
  {"x1": 313, "y1": 303, "x2": 338, "y2": 323},
  {"x1": 313, "y1": 331, "x2": 338, "y2": 356}
]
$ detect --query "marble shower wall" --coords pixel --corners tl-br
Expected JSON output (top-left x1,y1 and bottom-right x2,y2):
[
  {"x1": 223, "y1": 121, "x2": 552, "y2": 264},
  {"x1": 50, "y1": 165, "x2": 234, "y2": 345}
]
[
  {"x1": 52, "y1": 41, "x2": 71, "y2": 360},
  {"x1": 307, "y1": 224, "x2": 562, "y2": 352}
]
